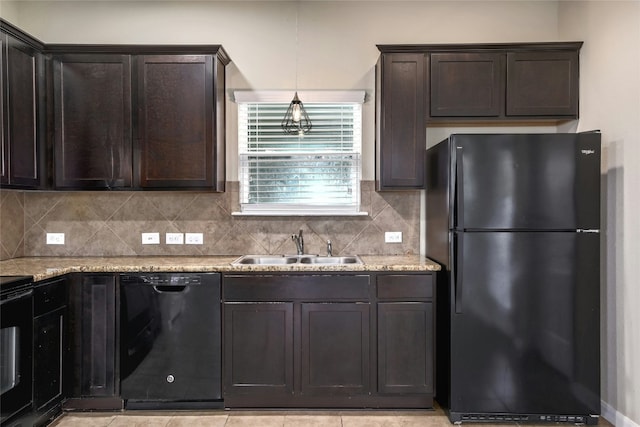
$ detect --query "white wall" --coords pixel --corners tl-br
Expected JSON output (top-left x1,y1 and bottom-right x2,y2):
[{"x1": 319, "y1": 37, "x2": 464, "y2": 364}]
[
  {"x1": 559, "y1": 2, "x2": 640, "y2": 426},
  {"x1": 0, "y1": 1, "x2": 19, "y2": 22},
  {"x1": 1, "y1": 0, "x2": 561, "y2": 180}
]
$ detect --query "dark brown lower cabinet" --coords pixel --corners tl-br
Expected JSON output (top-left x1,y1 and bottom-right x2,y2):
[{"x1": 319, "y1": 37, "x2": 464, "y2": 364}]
[
  {"x1": 222, "y1": 300, "x2": 372, "y2": 407},
  {"x1": 377, "y1": 302, "x2": 433, "y2": 394},
  {"x1": 32, "y1": 277, "x2": 67, "y2": 426},
  {"x1": 376, "y1": 274, "x2": 435, "y2": 400},
  {"x1": 222, "y1": 272, "x2": 434, "y2": 409},
  {"x1": 223, "y1": 302, "x2": 294, "y2": 397},
  {"x1": 222, "y1": 274, "x2": 372, "y2": 407},
  {"x1": 301, "y1": 303, "x2": 370, "y2": 396},
  {"x1": 64, "y1": 274, "x2": 122, "y2": 410}
]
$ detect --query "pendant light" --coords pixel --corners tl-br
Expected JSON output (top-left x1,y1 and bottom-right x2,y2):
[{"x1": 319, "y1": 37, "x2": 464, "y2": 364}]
[
  {"x1": 282, "y1": 92, "x2": 311, "y2": 135},
  {"x1": 281, "y1": 2, "x2": 312, "y2": 135}
]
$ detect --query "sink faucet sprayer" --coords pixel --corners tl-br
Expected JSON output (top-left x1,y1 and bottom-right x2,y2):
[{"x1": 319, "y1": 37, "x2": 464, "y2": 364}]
[{"x1": 292, "y1": 230, "x2": 304, "y2": 255}]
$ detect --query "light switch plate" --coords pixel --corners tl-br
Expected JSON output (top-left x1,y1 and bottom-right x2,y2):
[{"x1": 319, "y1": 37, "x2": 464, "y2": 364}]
[
  {"x1": 385, "y1": 231, "x2": 402, "y2": 243},
  {"x1": 166, "y1": 233, "x2": 184, "y2": 245},
  {"x1": 142, "y1": 232, "x2": 160, "y2": 245},
  {"x1": 46, "y1": 233, "x2": 65, "y2": 245},
  {"x1": 185, "y1": 233, "x2": 204, "y2": 245}
]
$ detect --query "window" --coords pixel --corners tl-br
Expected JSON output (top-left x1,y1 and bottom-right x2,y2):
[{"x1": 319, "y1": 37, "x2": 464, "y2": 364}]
[{"x1": 236, "y1": 91, "x2": 365, "y2": 215}]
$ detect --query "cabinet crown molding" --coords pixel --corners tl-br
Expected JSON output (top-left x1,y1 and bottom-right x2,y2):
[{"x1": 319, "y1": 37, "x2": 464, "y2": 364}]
[
  {"x1": 45, "y1": 44, "x2": 231, "y2": 64},
  {"x1": 377, "y1": 41, "x2": 583, "y2": 53},
  {"x1": 0, "y1": 18, "x2": 45, "y2": 49}
]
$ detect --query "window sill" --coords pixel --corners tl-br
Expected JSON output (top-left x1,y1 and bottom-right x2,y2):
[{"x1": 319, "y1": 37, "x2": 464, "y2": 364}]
[{"x1": 231, "y1": 211, "x2": 369, "y2": 217}]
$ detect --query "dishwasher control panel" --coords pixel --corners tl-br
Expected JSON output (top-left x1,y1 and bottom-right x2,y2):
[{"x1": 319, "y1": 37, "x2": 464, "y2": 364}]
[{"x1": 120, "y1": 274, "x2": 203, "y2": 286}]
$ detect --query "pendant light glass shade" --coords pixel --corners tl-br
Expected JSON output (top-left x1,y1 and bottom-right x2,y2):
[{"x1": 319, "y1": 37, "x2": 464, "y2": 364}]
[{"x1": 281, "y1": 92, "x2": 312, "y2": 135}]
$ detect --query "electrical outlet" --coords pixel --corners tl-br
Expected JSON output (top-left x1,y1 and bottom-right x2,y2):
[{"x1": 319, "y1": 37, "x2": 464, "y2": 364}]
[
  {"x1": 185, "y1": 233, "x2": 204, "y2": 245},
  {"x1": 141, "y1": 232, "x2": 160, "y2": 245},
  {"x1": 166, "y1": 233, "x2": 184, "y2": 245},
  {"x1": 385, "y1": 231, "x2": 402, "y2": 243},
  {"x1": 46, "y1": 233, "x2": 65, "y2": 245}
]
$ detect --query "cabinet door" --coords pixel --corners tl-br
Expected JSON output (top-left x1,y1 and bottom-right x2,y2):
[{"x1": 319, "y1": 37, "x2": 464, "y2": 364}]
[
  {"x1": 1, "y1": 33, "x2": 44, "y2": 188},
  {"x1": 33, "y1": 307, "x2": 64, "y2": 411},
  {"x1": 33, "y1": 277, "x2": 67, "y2": 426},
  {"x1": 506, "y1": 51, "x2": 579, "y2": 117},
  {"x1": 300, "y1": 303, "x2": 370, "y2": 395},
  {"x1": 53, "y1": 54, "x2": 132, "y2": 189},
  {"x1": 81, "y1": 275, "x2": 117, "y2": 397},
  {"x1": 376, "y1": 53, "x2": 426, "y2": 190},
  {"x1": 430, "y1": 52, "x2": 503, "y2": 117},
  {"x1": 378, "y1": 302, "x2": 433, "y2": 394},
  {"x1": 136, "y1": 54, "x2": 222, "y2": 189},
  {"x1": 223, "y1": 302, "x2": 294, "y2": 396}
]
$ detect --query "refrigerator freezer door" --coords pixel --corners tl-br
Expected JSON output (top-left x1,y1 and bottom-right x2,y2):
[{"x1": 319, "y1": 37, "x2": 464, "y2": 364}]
[
  {"x1": 449, "y1": 230, "x2": 600, "y2": 417},
  {"x1": 451, "y1": 133, "x2": 600, "y2": 231}
]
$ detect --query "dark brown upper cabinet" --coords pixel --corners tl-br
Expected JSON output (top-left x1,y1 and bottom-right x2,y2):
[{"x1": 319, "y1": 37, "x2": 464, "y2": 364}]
[
  {"x1": 430, "y1": 52, "x2": 504, "y2": 117},
  {"x1": 376, "y1": 43, "x2": 581, "y2": 190},
  {"x1": 375, "y1": 52, "x2": 426, "y2": 191},
  {"x1": 505, "y1": 50, "x2": 579, "y2": 117},
  {"x1": 427, "y1": 43, "x2": 581, "y2": 122},
  {"x1": 135, "y1": 54, "x2": 225, "y2": 189},
  {"x1": 52, "y1": 54, "x2": 133, "y2": 189},
  {"x1": 1, "y1": 23, "x2": 46, "y2": 189},
  {"x1": 48, "y1": 45, "x2": 229, "y2": 191}
]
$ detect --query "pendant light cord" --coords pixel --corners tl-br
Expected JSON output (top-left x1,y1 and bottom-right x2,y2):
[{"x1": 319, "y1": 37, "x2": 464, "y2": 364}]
[
  {"x1": 295, "y1": 0, "x2": 299, "y2": 93},
  {"x1": 281, "y1": 0, "x2": 312, "y2": 134}
]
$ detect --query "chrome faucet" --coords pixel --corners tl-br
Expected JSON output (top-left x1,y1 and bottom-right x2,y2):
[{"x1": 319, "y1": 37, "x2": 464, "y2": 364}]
[
  {"x1": 327, "y1": 240, "x2": 333, "y2": 257},
  {"x1": 292, "y1": 230, "x2": 304, "y2": 255}
]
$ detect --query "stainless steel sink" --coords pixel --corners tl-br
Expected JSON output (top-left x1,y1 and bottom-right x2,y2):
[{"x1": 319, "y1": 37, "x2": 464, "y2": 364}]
[
  {"x1": 232, "y1": 255, "x2": 299, "y2": 265},
  {"x1": 231, "y1": 254, "x2": 363, "y2": 266},
  {"x1": 298, "y1": 256, "x2": 362, "y2": 265}
]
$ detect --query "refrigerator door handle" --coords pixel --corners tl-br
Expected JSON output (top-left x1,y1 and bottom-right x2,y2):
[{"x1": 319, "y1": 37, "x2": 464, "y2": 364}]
[
  {"x1": 453, "y1": 232, "x2": 463, "y2": 314},
  {"x1": 455, "y1": 146, "x2": 464, "y2": 230}
]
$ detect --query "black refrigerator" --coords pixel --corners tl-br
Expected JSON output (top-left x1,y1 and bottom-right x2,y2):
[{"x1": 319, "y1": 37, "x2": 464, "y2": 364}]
[{"x1": 426, "y1": 133, "x2": 601, "y2": 424}]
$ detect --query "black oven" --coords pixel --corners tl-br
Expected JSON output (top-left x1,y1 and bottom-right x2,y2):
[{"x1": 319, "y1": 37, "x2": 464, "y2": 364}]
[{"x1": 1, "y1": 276, "x2": 33, "y2": 425}]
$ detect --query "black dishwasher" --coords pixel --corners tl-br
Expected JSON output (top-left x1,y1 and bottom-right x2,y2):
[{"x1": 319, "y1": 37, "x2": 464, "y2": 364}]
[{"x1": 119, "y1": 273, "x2": 222, "y2": 409}]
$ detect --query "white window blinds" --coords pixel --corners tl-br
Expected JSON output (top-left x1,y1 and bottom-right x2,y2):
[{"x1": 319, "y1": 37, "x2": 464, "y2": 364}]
[{"x1": 237, "y1": 94, "x2": 363, "y2": 215}]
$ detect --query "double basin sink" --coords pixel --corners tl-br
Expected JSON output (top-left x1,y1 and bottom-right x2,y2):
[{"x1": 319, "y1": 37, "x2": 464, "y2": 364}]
[{"x1": 232, "y1": 254, "x2": 363, "y2": 266}]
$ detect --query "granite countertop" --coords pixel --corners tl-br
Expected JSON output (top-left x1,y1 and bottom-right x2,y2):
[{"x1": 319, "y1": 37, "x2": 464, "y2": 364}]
[{"x1": 0, "y1": 255, "x2": 441, "y2": 282}]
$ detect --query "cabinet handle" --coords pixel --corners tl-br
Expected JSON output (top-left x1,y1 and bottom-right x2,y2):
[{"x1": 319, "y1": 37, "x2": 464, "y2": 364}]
[
  {"x1": 455, "y1": 145, "x2": 464, "y2": 230},
  {"x1": 453, "y1": 232, "x2": 463, "y2": 314},
  {"x1": 153, "y1": 285, "x2": 187, "y2": 293}
]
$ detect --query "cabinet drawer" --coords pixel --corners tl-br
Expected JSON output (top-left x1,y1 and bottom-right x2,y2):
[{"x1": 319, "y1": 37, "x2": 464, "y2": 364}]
[
  {"x1": 34, "y1": 278, "x2": 67, "y2": 316},
  {"x1": 377, "y1": 274, "x2": 433, "y2": 300},
  {"x1": 223, "y1": 274, "x2": 370, "y2": 301}
]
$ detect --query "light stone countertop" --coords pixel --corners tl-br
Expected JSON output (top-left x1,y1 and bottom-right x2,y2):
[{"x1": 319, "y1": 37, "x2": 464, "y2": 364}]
[{"x1": 0, "y1": 255, "x2": 441, "y2": 282}]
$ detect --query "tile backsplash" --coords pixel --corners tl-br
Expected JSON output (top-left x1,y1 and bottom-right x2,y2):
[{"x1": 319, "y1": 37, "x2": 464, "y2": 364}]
[
  {"x1": 0, "y1": 190, "x2": 25, "y2": 260},
  {"x1": 0, "y1": 182, "x2": 420, "y2": 260}
]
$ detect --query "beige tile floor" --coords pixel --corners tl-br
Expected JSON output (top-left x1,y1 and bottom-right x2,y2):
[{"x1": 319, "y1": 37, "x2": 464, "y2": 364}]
[{"x1": 49, "y1": 408, "x2": 613, "y2": 427}]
